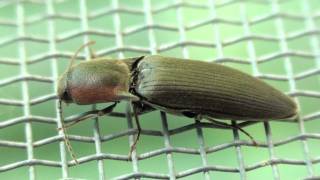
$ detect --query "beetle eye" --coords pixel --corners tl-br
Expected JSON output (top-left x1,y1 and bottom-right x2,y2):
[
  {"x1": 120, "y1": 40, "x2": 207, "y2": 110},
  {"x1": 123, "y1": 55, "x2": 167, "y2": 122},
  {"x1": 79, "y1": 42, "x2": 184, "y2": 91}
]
[{"x1": 61, "y1": 90, "x2": 72, "y2": 102}]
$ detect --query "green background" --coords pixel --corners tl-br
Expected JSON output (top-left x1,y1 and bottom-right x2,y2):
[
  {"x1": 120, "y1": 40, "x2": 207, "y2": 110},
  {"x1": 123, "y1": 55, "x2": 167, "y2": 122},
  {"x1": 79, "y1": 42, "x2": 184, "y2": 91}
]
[{"x1": 0, "y1": 0, "x2": 319, "y2": 179}]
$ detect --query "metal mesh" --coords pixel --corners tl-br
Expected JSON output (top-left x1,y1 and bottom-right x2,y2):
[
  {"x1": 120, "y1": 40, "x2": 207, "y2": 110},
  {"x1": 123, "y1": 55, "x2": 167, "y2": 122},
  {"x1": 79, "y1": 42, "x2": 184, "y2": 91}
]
[{"x1": 0, "y1": 0, "x2": 319, "y2": 179}]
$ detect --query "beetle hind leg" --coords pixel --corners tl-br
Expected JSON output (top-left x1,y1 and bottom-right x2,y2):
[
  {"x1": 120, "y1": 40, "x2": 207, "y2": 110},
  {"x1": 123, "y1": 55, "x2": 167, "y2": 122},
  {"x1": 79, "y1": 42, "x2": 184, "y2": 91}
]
[{"x1": 203, "y1": 116, "x2": 257, "y2": 146}]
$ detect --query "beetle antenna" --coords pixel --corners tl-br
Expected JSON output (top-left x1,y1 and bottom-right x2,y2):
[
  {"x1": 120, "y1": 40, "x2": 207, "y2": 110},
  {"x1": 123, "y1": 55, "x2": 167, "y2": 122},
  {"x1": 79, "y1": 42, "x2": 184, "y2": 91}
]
[
  {"x1": 58, "y1": 100, "x2": 79, "y2": 164},
  {"x1": 68, "y1": 41, "x2": 96, "y2": 71}
]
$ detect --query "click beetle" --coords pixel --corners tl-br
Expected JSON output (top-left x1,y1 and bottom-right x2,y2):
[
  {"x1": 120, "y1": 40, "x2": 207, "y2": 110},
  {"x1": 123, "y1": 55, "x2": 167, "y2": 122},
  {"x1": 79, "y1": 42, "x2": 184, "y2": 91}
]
[{"x1": 57, "y1": 42, "x2": 297, "y2": 163}]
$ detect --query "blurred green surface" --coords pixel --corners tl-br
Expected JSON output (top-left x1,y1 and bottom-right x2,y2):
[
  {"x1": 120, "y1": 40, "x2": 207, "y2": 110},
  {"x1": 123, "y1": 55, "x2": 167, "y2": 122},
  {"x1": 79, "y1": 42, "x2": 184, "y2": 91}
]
[{"x1": 0, "y1": 0, "x2": 319, "y2": 180}]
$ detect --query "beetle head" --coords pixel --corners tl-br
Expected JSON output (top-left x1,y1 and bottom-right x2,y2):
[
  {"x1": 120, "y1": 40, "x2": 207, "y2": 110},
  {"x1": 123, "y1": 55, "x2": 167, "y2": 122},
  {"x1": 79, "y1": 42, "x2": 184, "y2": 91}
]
[
  {"x1": 57, "y1": 41, "x2": 138, "y2": 105},
  {"x1": 57, "y1": 71, "x2": 74, "y2": 104},
  {"x1": 57, "y1": 41, "x2": 96, "y2": 104}
]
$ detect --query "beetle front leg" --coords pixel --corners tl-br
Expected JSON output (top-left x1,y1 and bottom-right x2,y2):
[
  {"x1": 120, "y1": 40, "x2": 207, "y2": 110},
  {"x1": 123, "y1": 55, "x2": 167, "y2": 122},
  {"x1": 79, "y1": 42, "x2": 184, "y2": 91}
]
[{"x1": 58, "y1": 102, "x2": 118, "y2": 130}]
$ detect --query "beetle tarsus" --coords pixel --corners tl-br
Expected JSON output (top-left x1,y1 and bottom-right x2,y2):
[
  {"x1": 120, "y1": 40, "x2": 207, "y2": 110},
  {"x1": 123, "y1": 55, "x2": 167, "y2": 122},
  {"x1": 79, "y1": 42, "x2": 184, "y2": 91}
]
[{"x1": 232, "y1": 122, "x2": 258, "y2": 146}]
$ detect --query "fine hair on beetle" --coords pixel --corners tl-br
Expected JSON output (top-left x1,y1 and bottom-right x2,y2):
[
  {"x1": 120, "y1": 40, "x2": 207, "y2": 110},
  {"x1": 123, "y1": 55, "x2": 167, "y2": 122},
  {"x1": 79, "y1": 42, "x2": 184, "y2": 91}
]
[{"x1": 57, "y1": 41, "x2": 298, "y2": 164}]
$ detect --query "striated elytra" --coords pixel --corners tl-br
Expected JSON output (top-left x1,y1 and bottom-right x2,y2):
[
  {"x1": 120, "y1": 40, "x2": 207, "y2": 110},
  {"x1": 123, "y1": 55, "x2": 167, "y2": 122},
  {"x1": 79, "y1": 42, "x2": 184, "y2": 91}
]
[{"x1": 58, "y1": 55, "x2": 298, "y2": 121}]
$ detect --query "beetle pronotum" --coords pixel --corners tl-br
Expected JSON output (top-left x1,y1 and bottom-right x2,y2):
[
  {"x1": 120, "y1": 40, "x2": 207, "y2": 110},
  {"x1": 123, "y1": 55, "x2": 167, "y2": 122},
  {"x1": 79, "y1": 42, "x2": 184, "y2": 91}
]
[{"x1": 57, "y1": 42, "x2": 297, "y2": 163}]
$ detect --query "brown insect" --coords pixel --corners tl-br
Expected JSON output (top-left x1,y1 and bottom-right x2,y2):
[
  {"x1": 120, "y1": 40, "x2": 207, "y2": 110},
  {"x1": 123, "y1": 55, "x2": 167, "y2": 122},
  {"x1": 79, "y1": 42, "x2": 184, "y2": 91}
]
[{"x1": 57, "y1": 41, "x2": 297, "y2": 164}]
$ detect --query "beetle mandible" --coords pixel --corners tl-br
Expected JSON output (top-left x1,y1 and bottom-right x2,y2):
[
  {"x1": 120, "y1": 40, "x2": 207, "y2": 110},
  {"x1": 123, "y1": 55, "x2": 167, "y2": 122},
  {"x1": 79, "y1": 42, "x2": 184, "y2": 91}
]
[{"x1": 57, "y1": 42, "x2": 297, "y2": 163}]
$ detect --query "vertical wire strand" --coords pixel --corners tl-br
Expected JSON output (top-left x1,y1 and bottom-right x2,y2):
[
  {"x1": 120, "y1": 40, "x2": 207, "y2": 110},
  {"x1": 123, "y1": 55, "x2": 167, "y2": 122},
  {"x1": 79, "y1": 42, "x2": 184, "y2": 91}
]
[
  {"x1": 16, "y1": 1, "x2": 35, "y2": 180},
  {"x1": 160, "y1": 112, "x2": 176, "y2": 180},
  {"x1": 175, "y1": 1, "x2": 210, "y2": 178},
  {"x1": 112, "y1": 0, "x2": 140, "y2": 177},
  {"x1": 46, "y1": 0, "x2": 69, "y2": 178},
  {"x1": 208, "y1": 0, "x2": 223, "y2": 59},
  {"x1": 264, "y1": 122, "x2": 280, "y2": 180},
  {"x1": 79, "y1": 0, "x2": 106, "y2": 179},
  {"x1": 144, "y1": 0, "x2": 176, "y2": 178},
  {"x1": 301, "y1": 1, "x2": 320, "y2": 84},
  {"x1": 240, "y1": 3, "x2": 259, "y2": 76},
  {"x1": 208, "y1": 0, "x2": 247, "y2": 179},
  {"x1": 175, "y1": 0, "x2": 189, "y2": 58},
  {"x1": 300, "y1": 4, "x2": 320, "y2": 178},
  {"x1": 240, "y1": 2, "x2": 280, "y2": 179},
  {"x1": 195, "y1": 120, "x2": 210, "y2": 180},
  {"x1": 271, "y1": 0, "x2": 314, "y2": 176},
  {"x1": 301, "y1": 1, "x2": 320, "y2": 178},
  {"x1": 231, "y1": 121, "x2": 246, "y2": 180},
  {"x1": 143, "y1": 0, "x2": 157, "y2": 55}
]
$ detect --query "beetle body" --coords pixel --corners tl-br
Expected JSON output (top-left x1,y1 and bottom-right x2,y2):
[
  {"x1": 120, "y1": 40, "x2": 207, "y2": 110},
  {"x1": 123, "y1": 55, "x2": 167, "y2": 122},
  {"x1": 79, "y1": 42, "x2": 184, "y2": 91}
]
[{"x1": 58, "y1": 55, "x2": 297, "y2": 121}]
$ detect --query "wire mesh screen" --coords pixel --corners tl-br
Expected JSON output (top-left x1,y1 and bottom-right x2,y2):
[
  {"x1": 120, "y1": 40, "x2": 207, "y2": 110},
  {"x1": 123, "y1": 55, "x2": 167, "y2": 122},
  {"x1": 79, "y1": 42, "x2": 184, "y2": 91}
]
[{"x1": 0, "y1": 0, "x2": 319, "y2": 179}]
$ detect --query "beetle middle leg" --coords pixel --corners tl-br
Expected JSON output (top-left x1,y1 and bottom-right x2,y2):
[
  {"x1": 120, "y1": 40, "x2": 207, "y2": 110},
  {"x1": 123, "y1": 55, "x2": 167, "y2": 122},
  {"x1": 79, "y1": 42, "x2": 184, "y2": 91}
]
[{"x1": 128, "y1": 103, "x2": 142, "y2": 160}]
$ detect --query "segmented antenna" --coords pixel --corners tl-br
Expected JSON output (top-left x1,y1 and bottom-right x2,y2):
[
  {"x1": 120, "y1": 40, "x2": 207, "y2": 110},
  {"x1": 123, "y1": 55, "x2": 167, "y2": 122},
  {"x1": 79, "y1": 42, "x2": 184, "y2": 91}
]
[
  {"x1": 58, "y1": 100, "x2": 79, "y2": 164},
  {"x1": 68, "y1": 41, "x2": 96, "y2": 71}
]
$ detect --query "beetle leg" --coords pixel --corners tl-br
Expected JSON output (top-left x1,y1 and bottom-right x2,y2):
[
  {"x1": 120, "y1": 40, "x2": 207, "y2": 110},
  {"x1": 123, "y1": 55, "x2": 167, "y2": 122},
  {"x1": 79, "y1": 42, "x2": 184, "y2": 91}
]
[
  {"x1": 128, "y1": 103, "x2": 141, "y2": 160},
  {"x1": 237, "y1": 121, "x2": 259, "y2": 128},
  {"x1": 58, "y1": 102, "x2": 117, "y2": 130},
  {"x1": 204, "y1": 117, "x2": 257, "y2": 146}
]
